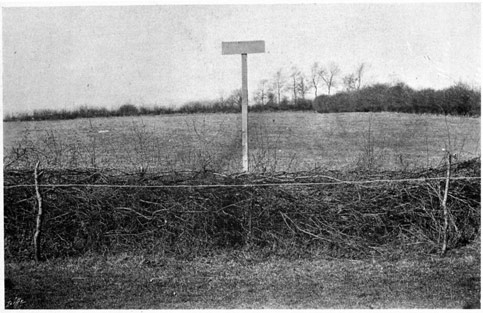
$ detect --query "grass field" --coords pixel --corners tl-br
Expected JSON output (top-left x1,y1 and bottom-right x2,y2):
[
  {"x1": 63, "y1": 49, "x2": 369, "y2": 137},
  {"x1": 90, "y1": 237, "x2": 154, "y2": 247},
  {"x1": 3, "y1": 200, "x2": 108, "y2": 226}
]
[
  {"x1": 4, "y1": 241, "x2": 480, "y2": 309},
  {"x1": 3, "y1": 111, "x2": 480, "y2": 172}
]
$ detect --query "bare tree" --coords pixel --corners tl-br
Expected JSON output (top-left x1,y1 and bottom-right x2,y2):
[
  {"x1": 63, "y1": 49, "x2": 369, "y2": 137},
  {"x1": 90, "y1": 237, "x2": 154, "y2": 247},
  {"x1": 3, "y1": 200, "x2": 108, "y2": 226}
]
[
  {"x1": 355, "y1": 63, "x2": 366, "y2": 90},
  {"x1": 343, "y1": 63, "x2": 367, "y2": 92},
  {"x1": 310, "y1": 62, "x2": 324, "y2": 98},
  {"x1": 266, "y1": 91, "x2": 276, "y2": 106},
  {"x1": 218, "y1": 90, "x2": 225, "y2": 105},
  {"x1": 343, "y1": 73, "x2": 357, "y2": 92},
  {"x1": 289, "y1": 66, "x2": 301, "y2": 104},
  {"x1": 272, "y1": 69, "x2": 286, "y2": 106},
  {"x1": 226, "y1": 89, "x2": 242, "y2": 108},
  {"x1": 297, "y1": 73, "x2": 310, "y2": 100},
  {"x1": 254, "y1": 79, "x2": 269, "y2": 105},
  {"x1": 321, "y1": 62, "x2": 340, "y2": 95}
]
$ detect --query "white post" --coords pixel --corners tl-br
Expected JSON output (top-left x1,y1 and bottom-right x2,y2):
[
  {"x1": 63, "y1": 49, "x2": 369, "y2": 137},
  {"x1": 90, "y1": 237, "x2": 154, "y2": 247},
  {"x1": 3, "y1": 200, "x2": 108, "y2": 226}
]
[
  {"x1": 241, "y1": 53, "x2": 248, "y2": 172},
  {"x1": 222, "y1": 40, "x2": 265, "y2": 172}
]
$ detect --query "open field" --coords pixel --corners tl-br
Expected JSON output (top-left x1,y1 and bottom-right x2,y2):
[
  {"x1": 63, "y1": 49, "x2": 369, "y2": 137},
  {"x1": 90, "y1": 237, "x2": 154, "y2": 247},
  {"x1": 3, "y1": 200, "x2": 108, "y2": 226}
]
[
  {"x1": 3, "y1": 111, "x2": 480, "y2": 172},
  {"x1": 5, "y1": 243, "x2": 480, "y2": 309}
]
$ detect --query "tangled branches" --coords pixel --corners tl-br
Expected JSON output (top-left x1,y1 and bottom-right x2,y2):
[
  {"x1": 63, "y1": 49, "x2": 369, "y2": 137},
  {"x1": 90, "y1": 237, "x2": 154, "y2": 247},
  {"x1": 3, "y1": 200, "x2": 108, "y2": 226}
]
[{"x1": 4, "y1": 159, "x2": 480, "y2": 261}]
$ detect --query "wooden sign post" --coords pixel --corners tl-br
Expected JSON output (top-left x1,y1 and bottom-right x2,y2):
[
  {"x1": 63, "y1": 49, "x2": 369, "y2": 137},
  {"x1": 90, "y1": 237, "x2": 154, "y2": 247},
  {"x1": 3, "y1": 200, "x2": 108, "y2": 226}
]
[{"x1": 222, "y1": 40, "x2": 265, "y2": 172}]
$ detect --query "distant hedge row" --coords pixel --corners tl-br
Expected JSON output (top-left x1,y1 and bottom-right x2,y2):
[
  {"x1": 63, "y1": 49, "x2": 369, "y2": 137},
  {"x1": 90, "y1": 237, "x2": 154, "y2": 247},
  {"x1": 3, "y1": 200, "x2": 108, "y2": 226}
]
[
  {"x1": 3, "y1": 99, "x2": 313, "y2": 122},
  {"x1": 3, "y1": 104, "x2": 179, "y2": 122},
  {"x1": 4, "y1": 83, "x2": 479, "y2": 122},
  {"x1": 313, "y1": 83, "x2": 480, "y2": 116}
]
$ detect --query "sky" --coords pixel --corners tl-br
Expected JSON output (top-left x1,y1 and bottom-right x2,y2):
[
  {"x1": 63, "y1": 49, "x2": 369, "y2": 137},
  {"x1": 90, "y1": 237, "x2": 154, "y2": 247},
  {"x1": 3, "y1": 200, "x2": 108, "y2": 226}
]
[{"x1": 2, "y1": 2, "x2": 481, "y2": 115}]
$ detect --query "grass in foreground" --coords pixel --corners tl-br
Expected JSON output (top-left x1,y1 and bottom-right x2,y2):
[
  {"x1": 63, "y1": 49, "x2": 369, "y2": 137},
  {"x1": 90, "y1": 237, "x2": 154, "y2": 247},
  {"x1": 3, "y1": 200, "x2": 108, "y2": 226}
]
[{"x1": 5, "y1": 243, "x2": 480, "y2": 309}]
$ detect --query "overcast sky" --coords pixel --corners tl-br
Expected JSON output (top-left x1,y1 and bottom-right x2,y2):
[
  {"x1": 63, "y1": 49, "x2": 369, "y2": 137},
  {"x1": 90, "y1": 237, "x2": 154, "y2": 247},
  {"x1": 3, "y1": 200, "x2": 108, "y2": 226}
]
[{"x1": 2, "y1": 2, "x2": 481, "y2": 115}]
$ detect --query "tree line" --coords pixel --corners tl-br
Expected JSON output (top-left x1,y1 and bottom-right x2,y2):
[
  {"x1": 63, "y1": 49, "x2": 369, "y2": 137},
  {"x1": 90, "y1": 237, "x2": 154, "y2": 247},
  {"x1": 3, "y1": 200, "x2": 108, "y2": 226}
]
[
  {"x1": 251, "y1": 62, "x2": 367, "y2": 108},
  {"x1": 4, "y1": 61, "x2": 479, "y2": 121},
  {"x1": 313, "y1": 82, "x2": 480, "y2": 116},
  {"x1": 251, "y1": 61, "x2": 479, "y2": 116}
]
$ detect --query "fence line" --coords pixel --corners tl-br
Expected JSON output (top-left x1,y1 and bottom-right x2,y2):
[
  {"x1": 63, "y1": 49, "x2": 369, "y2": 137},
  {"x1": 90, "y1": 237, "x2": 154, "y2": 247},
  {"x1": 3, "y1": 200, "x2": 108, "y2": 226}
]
[{"x1": 4, "y1": 176, "x2": 480, "y2": 189}]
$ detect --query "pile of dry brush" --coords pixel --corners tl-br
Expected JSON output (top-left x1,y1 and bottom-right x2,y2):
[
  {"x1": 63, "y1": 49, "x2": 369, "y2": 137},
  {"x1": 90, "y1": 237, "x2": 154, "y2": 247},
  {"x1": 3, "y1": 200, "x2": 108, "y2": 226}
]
[{"x1": 4, "y1": 158, "x2": 480, "y2": 261}]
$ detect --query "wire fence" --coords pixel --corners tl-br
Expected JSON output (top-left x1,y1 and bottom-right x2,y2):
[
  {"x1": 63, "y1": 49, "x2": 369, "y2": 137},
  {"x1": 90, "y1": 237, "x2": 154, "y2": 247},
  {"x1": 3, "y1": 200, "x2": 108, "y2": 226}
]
[
  {"x1": 4, "y1": 175, "x2": 481, "y2": 189},
  {"x1": 5, "y1": 158, "x2": 480, "y2": 261}
]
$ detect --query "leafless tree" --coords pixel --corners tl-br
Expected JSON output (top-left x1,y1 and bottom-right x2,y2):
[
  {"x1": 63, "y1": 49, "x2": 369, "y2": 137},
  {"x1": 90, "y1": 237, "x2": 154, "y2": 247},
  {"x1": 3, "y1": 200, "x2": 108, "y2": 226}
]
[
  {"x1": 355, "y1": 63, "x2": 366, "y2": 90},
  {"x1": 226, "y1": 89, "x2": 242, "y2": 108},
  {"x1": 254, "y1": 79, "x2": 269, "y2": 105},
  {"x1": 289, "y1": 66, "x2": 301, "y2": 104},
  {"x1": 218, "y1": 89, "x2": 226, "y2": 106},
  {"x1": 321, "y1": 62, "x2": 340, "y2": 95},
  {"x1": 343, "y1": 73, "x2": 357, "y2": 92},
  {"x1": 310, "y1": 62, "x2": 324, "y2": 98},
  {"x1": 297, "y1": 73, "x2": 310, "y2": 100},
  {"x1": 272, "y1": 69, "x2": 286, "y2": 106},
  {"x1": 343, "y1": 63, "x2": 367, "y2": 92}
]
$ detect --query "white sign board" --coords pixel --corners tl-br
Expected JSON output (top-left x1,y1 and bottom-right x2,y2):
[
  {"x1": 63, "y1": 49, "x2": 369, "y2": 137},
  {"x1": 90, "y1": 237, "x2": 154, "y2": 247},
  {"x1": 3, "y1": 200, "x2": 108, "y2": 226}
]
[{"x1": 222, "y1": 41, "x2": 265, "y2": 55}]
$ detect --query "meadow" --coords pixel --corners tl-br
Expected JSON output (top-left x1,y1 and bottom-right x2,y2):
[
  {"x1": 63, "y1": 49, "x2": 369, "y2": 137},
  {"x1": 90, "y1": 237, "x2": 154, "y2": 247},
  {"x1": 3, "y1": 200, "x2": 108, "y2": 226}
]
[
  {"x1": 3, "y1": 111, "x2": 481, "y2": 309},
  {"x1": 4, "y1": 111, "x2": 481, "y2": 172},
  {"x1": 5, "y1": 246, "x2": 480, "y2": 309}
]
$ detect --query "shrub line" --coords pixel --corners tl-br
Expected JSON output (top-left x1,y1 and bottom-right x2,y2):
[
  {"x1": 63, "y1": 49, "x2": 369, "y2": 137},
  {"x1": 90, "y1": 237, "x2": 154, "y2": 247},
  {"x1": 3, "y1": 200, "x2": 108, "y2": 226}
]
[{"x1": 5, "y1": 159, "x2": 479, "y2": 260}]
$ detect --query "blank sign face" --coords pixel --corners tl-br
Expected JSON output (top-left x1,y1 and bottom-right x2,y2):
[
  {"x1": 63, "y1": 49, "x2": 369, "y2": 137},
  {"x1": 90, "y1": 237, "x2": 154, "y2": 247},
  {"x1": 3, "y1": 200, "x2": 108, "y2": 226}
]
[{"x1": 222, "y1": 41, "x2": 265, "y2": 55}]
